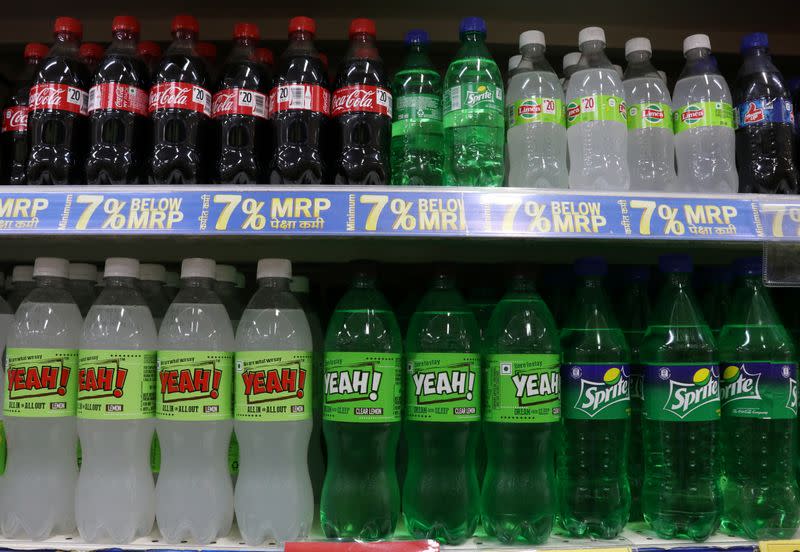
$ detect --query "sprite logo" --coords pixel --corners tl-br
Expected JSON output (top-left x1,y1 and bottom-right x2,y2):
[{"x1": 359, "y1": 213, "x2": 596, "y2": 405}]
[
  {"x1": 572, "y1": 367, "x2": 628, "y2": 417},
  {"x1": 681, "y1": 104, "x2": 705, "y2": 125},
  {"x1": 411, "y1": 361, "x2": 476, "y2": 405},
  {"x1": 720, "y1": 364, "x2": 760, "y2": 403},
  {"x1": 643, "y1": 104, "x2": 665, "y2": 123},
  {"x1": 788, "y1": 377, "x2": 798, "y2": 415},
  {"x1": 465, "y1": 85, "x2": 493, "y2": 108},
  {"x1": 663, "y1": 367, "x2": 719, "y2": 419},
  {"x1": 567, "y1": 101, "x2": 581, "y2": 123}
]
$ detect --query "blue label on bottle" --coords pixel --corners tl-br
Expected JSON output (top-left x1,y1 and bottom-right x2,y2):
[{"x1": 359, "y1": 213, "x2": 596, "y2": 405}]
[{"x1": 736, "y1": 97, "x2": 794, "y2": 128}]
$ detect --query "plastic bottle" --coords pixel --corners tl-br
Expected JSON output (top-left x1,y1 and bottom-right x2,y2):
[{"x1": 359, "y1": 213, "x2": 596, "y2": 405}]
[
  {"x1": 76, "y1": 258, "x2": 157, "y2": 543},
  {"x1": 332, "y1": 18, "x2": 392, "y2": 185},
  {"x1": 562, "y1": 52, "x2": 581, "y2": 96},
  {"x1": 321, "y1": 266, "x2": 402, "y2": 540},
  {"x1": 566, "y1": 27, "x2": 630, "y2": 190},
  {"x1": 391, "y1": 29, "x2": 443, "y2": 185},
  {"x1": 139, "y1": 263, "x2": 170, "y2": 330},
  {"x1": 215, "y1": 264, "x2": 244, "y2": 331},
  {"x1": 734, "y1": 33, "x2": 798, "y2": 194},
  {"x1": 640, "y1": 255, "x2": 720, "y2": 540},
  {"x1": 7, "y1": 265, "x2": 34, "y2": 314},
  {"x1": 623, "y1": 37, "x2": 677, "y2": 191},
  {"x1": 696, "y1": 266, "x2": 733, "y2": 340},
  {"x1": 1, "y1": 257, "x2": 82, "y2": 539},
  {"x1": 673, "y1": 34, "x2": 737, "y2": 193},
  {"x1": 508, "y1": 55, "x2": 522, "y2": 80},
  {"x1": 156, "y1": 258, "x2": 234, "y2": 544},
  {"x1": 443, "y1": 17, "x2": 504, "y2": 187},
  {"x1": 197, "y1": 42, "x2": 218, "y2": 82},
  {"x1": 68, "y1": 262, "x2": 98, "y2": 317},
  {"x1": 0, "y1": 43, "x2": 47, "y2": 185},
  {"x1": 559, "y1": 258, "x2": 631, "y2": 538},
  {"x1": 148, "y1": 15, "x2": 211, "y2": 184},
  {"x1": 404, "y1": 269, "x2": 481, "y2": 544},
  {"x1": 165, "y1": 270, "x2": 179, "y2": 301},
  {"x1": 234, "y1": 259, "x2": 313, "y2": 543},
  {"x1": 80, "y1": 43, "x2": 104, "y2": 75},
  {"x1": 481, "y1": 270, "x2": 560, "y2": 544},
  {"x1": 719, "y1": 257, "x2": 799, "y2": 538},
  {"x1": 27, "y1": 17, "x2": 90, "y2": 185},
  {"x1": 506, "y1": 30, "x2": 567, "y2": 189},
  {"x1": 138, "y1": 41, "x2": 162, "y2": 78},
  {"x1": 269, "y1": 16, "x2": 330, "y2": 184},
  {"x1": 255, "y1": 47, "x2": 274, "y2": 71}
]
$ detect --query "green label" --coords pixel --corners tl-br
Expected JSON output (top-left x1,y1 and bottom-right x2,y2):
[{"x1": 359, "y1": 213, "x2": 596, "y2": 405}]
[
  {"x1": 563, "y1": 363, "x2": 631, "y2": 420},
  {"x1": 4, "y1": 347, "x2": 78, "y2": 417},
  {"x1": 674, "y1": 101, "x2": 735, "y2": 133},
  {"x1": 627, "y1": 102, "x2": 673, "y2": 130},
  {"x1": 233, "y1": 351, "x2": 312, "y2": 422},
  {"x1": 643, "y1": 364, "x2": 720, "y2": 422},
  {"x1": 156, "y1": 350, "x2": 233, "y2": 421},
  {"x1": 323, "y1": 352, "x2": 402, "y2": 423},
  {"x1": 78, "y1": 349, "x2": 156, "y2": 420},
  {"x1": 566, "y1": 94, "x2": 626, "y2": 127},
  {"x1": 485, "y1": 354, "x2": 560, "y2": 423},
  {"x1": 405, "y1": 352, "x2": 481, "y2": 422},
  {"x1": 507, "y1": 97, "x2": 565, "y2": 128},
  {"x1": 720, "y1": 362, "x2": 798, "y2": 419},
  {"x1": 444, "y1": 83, "x2": 503, "y2": 125}
]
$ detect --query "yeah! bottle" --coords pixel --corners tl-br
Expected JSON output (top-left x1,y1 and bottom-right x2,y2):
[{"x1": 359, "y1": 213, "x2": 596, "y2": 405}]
[{"x1": 27, "y1": 17, "x2": 90, "y2": 185}]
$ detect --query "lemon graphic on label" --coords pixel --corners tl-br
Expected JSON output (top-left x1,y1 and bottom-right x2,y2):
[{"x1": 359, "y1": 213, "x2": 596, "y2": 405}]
[
  {"x1": 477, "y1": 85, "x2": 487, "y2": 93},
  {"x1": 722, "y1": 365, "x2": 740, "y2": 383},
  {"x1": 693, "y1": 368, "x2": 711, "y2": 386},
  {"x1": 603, "y1": 367, "x2": 621, "y2": 386}
]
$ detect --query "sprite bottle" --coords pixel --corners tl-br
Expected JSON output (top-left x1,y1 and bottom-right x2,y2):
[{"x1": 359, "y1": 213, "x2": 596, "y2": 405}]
[
  {"x1": 481, "y1": 270, "x2": 560, "y2": 543},
  {"x1": 321, "y1": 265, "x2": 403, "y2": 540},
  {"x1": 404, "y1": 268, "x2": 481, "y2": 544},
  {"x1": 641, "y1": 255, "x2": 721, "y2": 541},
  {"x1": 696, "y1": 266, "x2": 733, "y2": 340},
  {"x1": 559, "y1": 258, "x2": 631, "y2": 538},
  {"x1": 719, "y1": 257, "x2": 799, "y2": 539}
]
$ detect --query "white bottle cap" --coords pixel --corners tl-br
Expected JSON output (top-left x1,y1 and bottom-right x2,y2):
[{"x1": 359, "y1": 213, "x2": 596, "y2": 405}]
[
  {"x1": 683, "y1": 34, "x2": 711, "y2": 54},
  {"x1": 625, "y1": 37, "x2": 651, "y2": 56},
  {"x1": 578, "y1": 27, "x2": 605, "y2": 46},
  {"x1": 236, "y1": 272, "x2": 245, "y2": 289},
  {"x1": 165, "y1": 271, "x2": 179, "y2": 288},
  {"x1": 181, "y1": 258, "x2": 216, "y2": 279},
  {"x1": 68, "y1": 263, "x2": 97, "y2": 281},
  {"x1": 215, "y1": 264, "x2": 237, "y2": 283},
  {"x1": 508, "y1": 54, "x2": 521, "y2": 71},
  {"x1": 658, "y1": 70, "x2": 667, "y2": 82},
  {"x1": 519, "y1": 30, "x2": 545, "y2": 49},
  {"x1": 257, "y1": 259, "x2": 291, "y2": 280},
  {"x1": 96, "y1": 271, "x2": 104, "y2": 286},
  {"x1": 290, "y1": 276, "x2": 310, "y2": 293},
  {"x1": 104, "y1": 258, "x2": 139, "y2": 279},
  {"x1": 12, "y1": 265, "x2": 34, "y2": 282},
  {"x1": 139, "y1": 263, "x2": 166, "y2": 282},
  {"x1": 563, "y1": 51, "x2": 581, "y2": 70},
  {"x1": 33, "y1": 257, "x2": 69, "y2": 278}
]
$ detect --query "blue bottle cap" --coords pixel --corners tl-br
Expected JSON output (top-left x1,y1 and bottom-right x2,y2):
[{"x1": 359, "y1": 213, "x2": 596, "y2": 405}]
[
  {"x1": 659, "y1": 254, "x2": 693, "y2": 273},
  {"x1": 622, "y1": 265, "x2": 651, "y2": 282},
  {"x1": 574, "y1": 256, "x2": 607, "y2": 277},
  {"x1": 459, "y1": 16, "x2": 486, "y2": 35},
  {"x1": 740, "y1": 32, "x2": 769, "y2": 53},
  {"x1": 733, "y1": 257, "x2": 763, "y2": 277},
  {"x1": 405, "y1": 29, "x2": 429, "y2": 45}
]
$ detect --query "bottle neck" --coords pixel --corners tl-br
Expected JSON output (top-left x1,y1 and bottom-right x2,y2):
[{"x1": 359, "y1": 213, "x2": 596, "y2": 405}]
[
  {"x1": 459, "y1": 31, "x2": 490, "y2": 57},
  {"x1": 257, "y1": 277, "x2": 290, "y2": 291},
  {"x1": 403, "y1": 42, "x2": 432, "y2": 69},
  {"x1": 352, "y1": 274, "x2": 377, "y2": 290},
  {"x1": 348, "y1": 32, "x2": 379, "y2": 60},
  {"x1": 289, "y1": 30, "x2": 316, "y2": 49},
  {"x1": 509, "y1": 275, "x2": 536, "y2": 294},
  {"x1": 182, "y1": 276, "x2": 214, "y2": 290},
  {"x1": 55, "y1": 31, "x2": 81, "y2": 46},
  {"x1": 109, "y1": 31, "x2": 138, "y2": 54},
  {"x1": 726, "y1": 274, "x2": 778, "y2": 326},
  {"x1": 520, "y1": 43, "x2": 553, "y2": 73},
  {"x1": 624, "y1": 51, "x2": 658, "y2": 79},
  {"x1": 566, "y1": 276, "x2": 616, "y2": 329},
  {"x1": 104, "y1": 276, "x2": 138, "y2": 289},
  {"x1": 579, "y1": 41, "x2": 612, "y2": 69},
  {"x1": 34, "y1": 275, "x2": 69, "y2": 289},
  {"x1": 431, "y1": 274, "x2": 455, "y2": 291}
]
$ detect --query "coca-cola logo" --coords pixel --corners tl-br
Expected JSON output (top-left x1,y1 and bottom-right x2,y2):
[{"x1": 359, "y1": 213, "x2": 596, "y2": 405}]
[
  {"x1": 7, "y1": 108, "x2": 27, "y2": 127},
  {"x1": 333, "y1": 88, "x2": 376, "y2": 112},
  {"x1": 212, "y1": 90, "x2": 237, "y2": 114},
  {"x1": 30, "y1": 86, "x2": 65, "y2": 106},
  {"x1": 151, "y1": 85, "x2": 190, "y2": 108}
]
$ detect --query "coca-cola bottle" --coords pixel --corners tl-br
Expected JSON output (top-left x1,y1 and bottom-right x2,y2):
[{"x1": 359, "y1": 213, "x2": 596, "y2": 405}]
[
  {"x1": 137, "y1": 41, "x2": 162, "y2": 79},
  {"x1": 255, "y1": 48, "x2": 274, "y2": 71},
  {"x1": 27, "y1": 16, "x2": 90, "y2": 185},
  {"x1": 211, "y1": 23, "x2": 273, "y2": 184},
  {"x1": 332, "y1": 18, "x2": 392, "y2": 185},
  {"x1": 148, "y1": 15, "x2": 212, "y2": 184},
  {"x1": 1, "y1": 43, "x2": 48, "y2": 185},
  {"x1": 269, "y1": 16, "x2": 331, "y2": 184},
  {"x1": 198, "y1": 42, "x2": 218, "y2": 82},
  {"x1": 80, "y1": 43, "x2": 104, "y2": 76},
  {"x1": 85, "y1": 16, "x2": 149, "y2": 185}
]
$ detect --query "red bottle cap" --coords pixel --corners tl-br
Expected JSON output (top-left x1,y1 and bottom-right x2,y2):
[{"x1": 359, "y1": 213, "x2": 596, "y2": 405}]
[
  {"x1": 171, "y1": 14, "x2": 199, "y2": 34},
  {"x1": 196, "y1": 41, "x2": 217, "y2": 61},
  {"x1": 289, "y1": 16, "x2": 316, "y2": 36},
  {"x1": 80, "y1": 43, "x2": 104, "y2": 61},
  {"x1": 137, "y1": 40, "x2": 161, "y2": 58},
  {"x1": 319, "y1": 52, "x2": 328, "y2": 69},
  {"x1": 112, "y1": 15, "x2": 140, "y2": 35},
  {"x1": 255, "y1": 47, "x2": 273, "y2": 66},
  {"x1": 349, "y1": 18, "x2": 376, "y2": 38},
  {"x1": 24, "y1": 43, "x2": 49, "y2": 60},
  {"x1": 233, "y1": 22, "x2": 259, "y2": 40},
  {"x1": 54, "y1": 17, "x2": 83, "y2": 38}
]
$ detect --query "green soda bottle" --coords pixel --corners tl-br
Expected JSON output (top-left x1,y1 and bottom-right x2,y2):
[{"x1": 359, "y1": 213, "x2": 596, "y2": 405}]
[
  {"x1": 321, "y1": 265, "x2": 403, "y2": 540},
  {"x1": 391, "y1": 29, "x2": 443, "y2": 185},
  {"x1": 442, "y1": 17, "x2": 504, "y2": 186},
  {"x1": 559, "y1": 257, "x2": 631, "y2": 538},
  {"x1": 482, "y1": 270, "x2": 560, "y2": 543},
  {"x1": 404, "y1": 268, "x2": 481, "y2": 544},
  {"x1": 696, "y1": 266, "x2": 733, "y2": 340},
  {"x1": 719, "y1": 257, "x2": 799, "y2": 539},
  {"x1": 641, "y1": 255, "x2": 721, "y2": 541}
]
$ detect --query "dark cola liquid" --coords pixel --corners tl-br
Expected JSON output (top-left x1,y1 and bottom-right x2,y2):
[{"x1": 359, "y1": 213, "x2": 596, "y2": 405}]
[{"x1": 1, "y1": 61, "x2": 39, "y2": 185}]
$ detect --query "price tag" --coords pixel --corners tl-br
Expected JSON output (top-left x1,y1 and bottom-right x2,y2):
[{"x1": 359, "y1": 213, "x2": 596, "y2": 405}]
[{"x1": 760, "y1": 540, "x2": 800, "y2": 552}]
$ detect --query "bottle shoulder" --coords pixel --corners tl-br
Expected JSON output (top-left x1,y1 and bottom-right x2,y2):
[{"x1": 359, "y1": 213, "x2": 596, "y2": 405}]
[
  {"x1": 216, "y1": 60, "x2": 271, "y2": 93},
  {"x1": 673, "y1": 74, "x2": 732, "y2": 104},
  {"x1": 623, "y1": 77, "x2": 672, "y2": 104},
  {"x1": 155, "y1": 55, "x2": 209, "y2": 88},
  {"x1": 566, "y1": 68, "x2": 624, "y2": 99}
]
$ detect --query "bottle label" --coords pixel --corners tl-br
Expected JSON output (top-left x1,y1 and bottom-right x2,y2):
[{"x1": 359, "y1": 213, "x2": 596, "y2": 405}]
[
  {"x1": 405, "y1": 352, "x2": 481, "y2": 422},
  {"x1": 562, "y1": 363, "x2": 631, "y2": 420},
  {"x1": 28, "y1": 83, "x2": 88, "y2": 116},
  {"x1": 4, "y1": 348, "x2": 79, "y2": 418},
  {"x1": 148, "y1": 82, "x2": 212, "y2": 117},
  {"x1": 735, "y1": 97, "x2": 794, "y2": 128},
  {"x1": 484, "y1": 354, "x2": 560, "y2": 423},
  {"x1": 627, "y1": 102, "x2": 673, "y2": 130},
  {"x1": 444, "y1": 83, "x2": 503, "y2": 120},
  {"x1": 77, "y1": 349, "x2": 156, "y2": 420},
  {"x1": 270, "y1": 84, "x2": 330, "y2": 116},
  {"x1": 673, "y1": 101, "x2": 735, "y2": 133},
  {"x1": 1, "y1": 106, "x2": 28, "y2": 133},
  {"x1": 720, "y1": 361, "x2": 798, "y2": 419},
  {"x1": 507, "y1": 97, "x2": 565, "y2": 128},
  {"x1": 212, "y1": 88, "x2": 269, "y2": 120},
  {"x1": 643, "y1": 363, "x2": 720, "y2": 422},
  {"x1": 88, "y1": 83, "x2": 148, "y2": 116},
  {"x1": 323, "y1": 352, "x2": 402, "y2": 423},
  {"x1": 566, "y1": 94, "x2": 626, "y2": 127},
  {"x1": 233, "y1": 350, "x2": 312, "y2": 422},
  {"x1": 331, "y1": 85, "x2": 392, "y2": 118},
  {"x1": 392, "y1": 93, "x2": 442, "y2": 137},
  {"x1": 156, "y1": 350, "x2": 233, "y2": 421}
]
